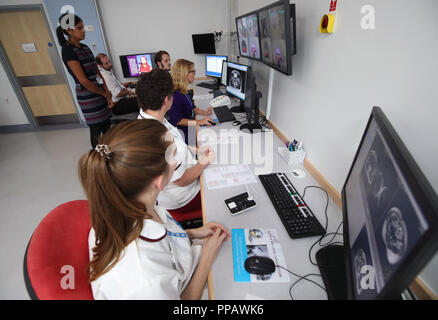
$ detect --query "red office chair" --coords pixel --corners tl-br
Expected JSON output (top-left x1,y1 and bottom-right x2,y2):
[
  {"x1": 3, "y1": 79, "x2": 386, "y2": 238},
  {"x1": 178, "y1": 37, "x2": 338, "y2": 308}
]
[
  {"x1": 168, "y1": 193, "x2": 203, "y2": 229},
  {"x1": 23, "y1": 200, "x2": 94, "y2": 300}
]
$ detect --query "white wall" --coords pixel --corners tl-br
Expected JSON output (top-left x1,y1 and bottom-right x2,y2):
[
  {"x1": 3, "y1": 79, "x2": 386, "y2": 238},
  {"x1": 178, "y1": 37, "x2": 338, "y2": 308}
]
[
  {"x1": 237, "y1": 0, "x2": 438, "y2": 296},
  {"x1": 97, "y1": 0, "x2": 230, "y2": 81},
  {"x1": 0, "y1": 62, "x2": 29, "y2": 126}
]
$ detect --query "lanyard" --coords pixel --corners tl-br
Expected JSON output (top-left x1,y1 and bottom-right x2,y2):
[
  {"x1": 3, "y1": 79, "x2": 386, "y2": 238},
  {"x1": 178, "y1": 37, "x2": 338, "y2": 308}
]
[{"x1": 185, "y1": 93, "x2": 194, "y2": 108}]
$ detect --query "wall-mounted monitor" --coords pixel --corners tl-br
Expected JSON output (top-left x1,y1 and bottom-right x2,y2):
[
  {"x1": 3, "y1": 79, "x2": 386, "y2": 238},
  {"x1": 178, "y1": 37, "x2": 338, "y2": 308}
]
[
  {"x1": 236, "y1": 11, "x2": 261, "y2": 60},
  {"x1": 192, "y1": 33, "x2": 216, "y2": 54},
  {"x1": 119, "y1": 52, "x2": 157, "y2": 78},
  {"x1": 258, "y1": 0, "x2": 296, "y2": 75}
]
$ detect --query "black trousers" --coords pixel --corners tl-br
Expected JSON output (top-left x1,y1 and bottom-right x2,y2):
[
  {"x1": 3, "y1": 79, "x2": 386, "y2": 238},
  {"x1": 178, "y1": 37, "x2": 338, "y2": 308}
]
[
  {"x1": 89, "y1": 119, "x2": 111, "y2": 149},
  {"x1": 111, "y1": 97, "x2": 139, "y2": 115}
]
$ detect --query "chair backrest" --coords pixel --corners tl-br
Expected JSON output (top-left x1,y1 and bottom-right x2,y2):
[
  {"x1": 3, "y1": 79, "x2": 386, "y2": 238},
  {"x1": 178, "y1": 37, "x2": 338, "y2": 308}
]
[{"x1": 24, "y1": 200, "x2": 93, "y2": 300}]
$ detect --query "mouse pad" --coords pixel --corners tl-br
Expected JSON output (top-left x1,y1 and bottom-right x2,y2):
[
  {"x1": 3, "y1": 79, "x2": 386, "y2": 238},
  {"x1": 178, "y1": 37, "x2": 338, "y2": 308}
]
[{"x1": 232, "y1": 228, "x2": 290, "y2": 282}]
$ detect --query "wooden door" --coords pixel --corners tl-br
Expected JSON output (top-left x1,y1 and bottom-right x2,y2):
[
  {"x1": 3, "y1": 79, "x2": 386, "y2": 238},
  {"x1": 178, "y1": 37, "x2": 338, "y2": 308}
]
[{"x1": 0, "y1": 9, "x2": 79, "y2": 125}]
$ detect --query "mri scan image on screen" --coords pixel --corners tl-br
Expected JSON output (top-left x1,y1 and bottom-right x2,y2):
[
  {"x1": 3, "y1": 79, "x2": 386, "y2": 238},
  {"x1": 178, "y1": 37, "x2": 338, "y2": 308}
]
[
  {"x1": 237, "y1": 14, "x2": 261, "y2": 60},
  {"x1": 346, "y1": 119, "x2": 430, "y2": 298}
]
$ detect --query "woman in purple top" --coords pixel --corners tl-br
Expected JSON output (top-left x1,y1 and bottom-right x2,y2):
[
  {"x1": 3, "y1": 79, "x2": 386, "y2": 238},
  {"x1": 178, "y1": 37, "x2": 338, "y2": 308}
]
[{"x1": 169, "y1": 59, "x2": 213, "y2": 144}]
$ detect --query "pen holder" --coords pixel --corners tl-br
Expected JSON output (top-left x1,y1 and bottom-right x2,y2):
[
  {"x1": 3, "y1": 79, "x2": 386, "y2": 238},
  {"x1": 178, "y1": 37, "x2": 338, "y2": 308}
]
[{"x1": 278, "y1": 147, "x2": 306, "y2": 166}]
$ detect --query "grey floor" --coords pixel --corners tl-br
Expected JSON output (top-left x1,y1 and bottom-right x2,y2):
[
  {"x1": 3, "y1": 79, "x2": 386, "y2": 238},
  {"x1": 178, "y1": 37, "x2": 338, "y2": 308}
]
[{"x1": 0, "y1": 127, "x2": 90, "y2": 299}]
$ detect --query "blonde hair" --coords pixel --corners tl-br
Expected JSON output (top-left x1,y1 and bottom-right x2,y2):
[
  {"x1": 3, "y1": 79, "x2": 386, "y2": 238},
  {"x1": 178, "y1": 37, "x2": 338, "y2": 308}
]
[
  {"x1": 171, "y1": 59, "x2": 194, "y2": 94},
  {"x1": 79, "y1": 119, "x2": 171, "y2": 281}
]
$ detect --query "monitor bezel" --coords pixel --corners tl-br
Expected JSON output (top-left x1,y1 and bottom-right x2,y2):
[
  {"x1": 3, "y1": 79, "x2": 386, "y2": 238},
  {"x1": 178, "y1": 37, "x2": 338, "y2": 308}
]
[
  {"x1": 119, "y1": 52, "x2": 157, "y2": 78},
  {"x1": 220, "y1": 60, "x2": 228, "y2": 86},
  {"x1": 257, "y1": 0, "x2": 293, "y2": 75},
  {"x1": 205, "y1": 54, "x2": 228, "y2": 79},
  {"x1": 341, "y1": 106, "x2": 438, "y2": 299},
  {"x1": 235, "y1": 9, "x2": 262, "y2": 61},
  {"x1": 226, "y1": 61, "x2": 250, "y2": 101},
  {"x1": 192, "y1": 33, "x2": 216, "y2": 54}
]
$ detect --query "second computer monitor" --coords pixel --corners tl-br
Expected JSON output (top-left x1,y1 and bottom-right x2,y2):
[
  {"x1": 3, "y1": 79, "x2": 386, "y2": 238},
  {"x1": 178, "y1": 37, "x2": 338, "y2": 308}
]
[
  {"x1": 220, "y1": 60, "x2": 228, "y2": 87},
  {"x1": 119, "y1": 52, "x2": 157, "y2": 78},
  {"x1": 205, "y1": 55, "x2": 227, "y2": 78},
  {"x1": 226, "y1": 61, "x2": 248, "y2": 101}
]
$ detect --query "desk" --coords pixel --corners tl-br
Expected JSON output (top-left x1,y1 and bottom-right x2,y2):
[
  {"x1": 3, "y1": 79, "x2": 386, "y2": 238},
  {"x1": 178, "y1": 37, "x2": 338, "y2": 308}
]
[{"x1": 192, "y1": 82, "x2": 343, "y2": 300}]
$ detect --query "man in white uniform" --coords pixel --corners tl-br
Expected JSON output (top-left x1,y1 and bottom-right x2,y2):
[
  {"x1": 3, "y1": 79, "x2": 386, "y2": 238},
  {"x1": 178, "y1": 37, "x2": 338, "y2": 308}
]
[
  {"x1": 96, "y1": 53, "x2": 139, "y2": 115},
  {"x1": 136, "y1": 69, "x2": 213, "y2": 215}
]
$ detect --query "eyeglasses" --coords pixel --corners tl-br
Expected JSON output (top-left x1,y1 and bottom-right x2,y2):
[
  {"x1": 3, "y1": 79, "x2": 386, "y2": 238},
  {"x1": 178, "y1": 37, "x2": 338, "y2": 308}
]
[{"x1": 188, "y1": 69, "x2": 196, "y2": 74}]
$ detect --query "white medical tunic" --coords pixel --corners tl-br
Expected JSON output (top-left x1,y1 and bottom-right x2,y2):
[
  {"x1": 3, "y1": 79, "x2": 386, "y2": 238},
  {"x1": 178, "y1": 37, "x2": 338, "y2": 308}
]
[
  {"x1": 88, "y1": 206, "x2": 202, "y2": 299},
  {"x1": 138, "y1": 110, "x2": 200, "y2": 209}
]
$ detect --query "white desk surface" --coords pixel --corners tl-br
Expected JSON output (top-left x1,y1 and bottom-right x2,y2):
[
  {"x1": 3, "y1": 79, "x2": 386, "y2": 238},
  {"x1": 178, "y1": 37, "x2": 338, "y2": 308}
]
[{"x1": 192, "y1": 82, "x2": 343, "y2": 300}]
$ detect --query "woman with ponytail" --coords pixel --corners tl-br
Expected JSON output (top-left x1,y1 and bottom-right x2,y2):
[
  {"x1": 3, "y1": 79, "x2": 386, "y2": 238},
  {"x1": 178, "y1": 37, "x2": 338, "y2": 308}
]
[
  {"x1": 79, "y1": 119, "x2": 230, "y2": 299},
  {"x1": 57, "y1": 13, "x2": 113, "y2": 148}
]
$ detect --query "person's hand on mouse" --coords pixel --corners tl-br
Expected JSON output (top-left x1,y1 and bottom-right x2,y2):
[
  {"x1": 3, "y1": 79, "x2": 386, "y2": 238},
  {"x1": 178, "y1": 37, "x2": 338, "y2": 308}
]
[
  {"x1": 197, "y1": 117, "x2": 214, "y2": 126},
  {"x1": 187, "y1": 222, "x2": 230, "y2": 241}
]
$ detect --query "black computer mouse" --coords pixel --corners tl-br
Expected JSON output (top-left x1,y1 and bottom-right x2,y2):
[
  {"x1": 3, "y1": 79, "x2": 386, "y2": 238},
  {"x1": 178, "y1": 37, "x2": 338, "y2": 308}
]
[
  {"x1": 244, "y1": 256, "x2": 276, "y2": 275},
  {"x1": 200, "y1": 121, "x2": 217, "y2": 127}
]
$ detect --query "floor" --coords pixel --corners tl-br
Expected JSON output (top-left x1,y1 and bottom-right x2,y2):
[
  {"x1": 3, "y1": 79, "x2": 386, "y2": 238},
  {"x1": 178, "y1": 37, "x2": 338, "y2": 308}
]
[{"x1": 0, "y1": 127, "x2": 91, "y2": 299}]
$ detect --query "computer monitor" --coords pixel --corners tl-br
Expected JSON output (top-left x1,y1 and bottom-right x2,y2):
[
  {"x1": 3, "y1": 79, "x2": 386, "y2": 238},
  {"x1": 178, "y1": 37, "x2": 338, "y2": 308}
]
[
  {"x1": 258, "y1": 0, "x2": 296, "y2": 75},
  {"x1": 236, "y1": 11, "x2": 261, "y2": 60},
  {"x1": 220, "y1": 60, "x2": 228, "y2": 87},
  {"x1": 119, "y1": 52, "x2": 157, "y2": 78},
  {"x1": 192, "y1": 33, "x2": 216, "y2": 54},
  {"x1": 319, "y1": 107, "x2": 438, "y2": 299},
  {"x1": 239, "y1": 68, "x2": 262, "y2": 133},
  {"x1": 226, "y1": 61, "x2": 248, "y2": 101},
  {"x1": 205, "y1": 55, "x2": 227, "y2": 78}
]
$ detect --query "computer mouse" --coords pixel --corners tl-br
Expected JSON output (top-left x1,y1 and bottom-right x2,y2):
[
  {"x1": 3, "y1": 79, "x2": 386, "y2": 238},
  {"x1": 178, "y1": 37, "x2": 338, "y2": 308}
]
[
  {"x1": 244, "y1": 256, "x2": 276, "y2": 275},
  {"x1": 208, "y1": 120, "x2": 217, "y2": 126},
  {"x1": 233, "y1": 120, "x2": 241, "y2": 126}
]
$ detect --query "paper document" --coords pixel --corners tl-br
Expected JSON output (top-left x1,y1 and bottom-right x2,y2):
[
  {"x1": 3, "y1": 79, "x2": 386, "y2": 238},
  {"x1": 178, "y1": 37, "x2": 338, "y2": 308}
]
[
  {"x1": 193, "y1": 94, "x2": 214, "y2": 100},
  {"x1": 232, "y1": 228, "x2": 290, "y2": 283},
  {"x1": 198, "y1": 130, "x2": 239, "y2": 146},
  {"x1": 204, "y1": 165, "x2": 257, "y2": 189}
]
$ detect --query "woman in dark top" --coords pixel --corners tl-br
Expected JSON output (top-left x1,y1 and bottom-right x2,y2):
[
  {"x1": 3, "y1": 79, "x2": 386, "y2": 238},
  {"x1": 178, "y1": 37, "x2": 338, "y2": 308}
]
[
  {"x1": 169, "y1": 59, "x2": 213, "y2": 144},
  {"x1": 56, "y1": 13, "x2": 112, "y2": 148}
]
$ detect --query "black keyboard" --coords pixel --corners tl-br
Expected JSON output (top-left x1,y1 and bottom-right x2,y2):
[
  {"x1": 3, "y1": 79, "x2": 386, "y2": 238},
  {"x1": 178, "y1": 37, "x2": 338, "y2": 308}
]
[
  {"x1": 259, "y1": 173, "x2": 326, "y2": 239},
  {"x1": 213, "y1": 106, "x2": 236, "y2": 123},
  {"x1": 197, "y1": 82, "x2": 220, "y2": 90}
]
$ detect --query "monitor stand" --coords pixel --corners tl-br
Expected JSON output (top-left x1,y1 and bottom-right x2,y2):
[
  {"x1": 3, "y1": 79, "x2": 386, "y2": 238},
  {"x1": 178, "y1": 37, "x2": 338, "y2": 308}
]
[
  {"x1": 230, "y1": 100, "x2": 245, "y2": 113},
  {"x1": 315, "y1": 244, "x2": 348, "y2": 300},
  {"x1": 239, "y1": 123, "x2": 262, "y2": 133}
]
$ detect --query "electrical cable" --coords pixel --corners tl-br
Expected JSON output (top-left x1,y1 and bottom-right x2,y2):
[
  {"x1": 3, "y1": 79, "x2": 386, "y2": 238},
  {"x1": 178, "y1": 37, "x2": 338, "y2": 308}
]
[
  {"x1": 281, "y1": 185, "x2": 344, "y2": 298},
  {"x1": 275, "y1": 265, "x2": 326, "y2": 300}
]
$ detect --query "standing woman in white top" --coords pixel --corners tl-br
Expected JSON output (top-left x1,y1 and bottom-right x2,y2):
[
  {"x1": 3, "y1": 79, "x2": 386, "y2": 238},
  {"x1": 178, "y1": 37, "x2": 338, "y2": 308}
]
[{"x1": 79, "y1": 119, "x2": 230, "y2": 299}]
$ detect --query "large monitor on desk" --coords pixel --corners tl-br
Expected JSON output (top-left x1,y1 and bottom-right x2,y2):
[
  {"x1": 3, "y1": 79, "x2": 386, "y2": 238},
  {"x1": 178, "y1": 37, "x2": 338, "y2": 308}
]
[
  {"x1": 329, "y1": 106, "x2": 438, "y2": 299},
  {"x1": 226, "y1": 61, "x2": 262, "y2": 132},
  {"x1": 226, "y1": 62, "x2": 248, "y2": 101},
  {"x1": 119, "y1": 52, "x2": 157, "y2": 78}
]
